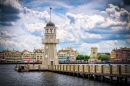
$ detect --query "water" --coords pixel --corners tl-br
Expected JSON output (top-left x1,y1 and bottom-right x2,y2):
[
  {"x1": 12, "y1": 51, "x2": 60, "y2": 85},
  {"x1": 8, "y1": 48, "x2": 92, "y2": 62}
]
[{"x1": 0, "y1": 64, "x2": 128, "y2": 86}]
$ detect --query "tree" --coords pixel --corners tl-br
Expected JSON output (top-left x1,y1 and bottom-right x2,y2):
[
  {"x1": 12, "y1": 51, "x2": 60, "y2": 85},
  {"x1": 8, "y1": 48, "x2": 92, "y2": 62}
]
[
  {"x1": 84, "y1": 55, "x2": 90, "y2": 61},
  {"x1": 76, "y1": 54, "x2": 84, "y2": 60},
  {"x1": 98, "y1": 54, "x2": 110, "y2": 61},
  {"x1": 76, "y1": 54, "x2": 90, "y2": 61}
]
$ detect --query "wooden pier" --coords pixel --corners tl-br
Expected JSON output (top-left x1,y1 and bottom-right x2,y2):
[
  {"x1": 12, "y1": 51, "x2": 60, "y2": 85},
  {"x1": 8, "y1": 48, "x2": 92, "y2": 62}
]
[{"x1": 15, "y1": 64, "x2": 130, "y2": 84}]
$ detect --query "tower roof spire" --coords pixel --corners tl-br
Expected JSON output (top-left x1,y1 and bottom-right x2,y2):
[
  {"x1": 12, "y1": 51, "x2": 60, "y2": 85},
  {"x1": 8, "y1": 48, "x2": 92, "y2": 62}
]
[
  {"x1": 50, "y1": 7, "x2": 52, "y2": 22},
  {"x1": 46, "y1": 7, "x2": 55, "y2": 26}
]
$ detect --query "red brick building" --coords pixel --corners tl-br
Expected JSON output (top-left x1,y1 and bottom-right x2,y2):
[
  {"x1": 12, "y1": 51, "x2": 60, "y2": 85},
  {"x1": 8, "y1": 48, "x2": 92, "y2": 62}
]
[{"x1": 113, "y1": 47, "x2": 130, "y2": 63}]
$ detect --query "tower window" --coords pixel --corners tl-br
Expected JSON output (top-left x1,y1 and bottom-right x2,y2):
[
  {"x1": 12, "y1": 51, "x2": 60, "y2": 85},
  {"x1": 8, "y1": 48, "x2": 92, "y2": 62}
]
[
  {"x1": 46, "y1": 29, "x2": 48, "y2": 33},
  {"x1": 50, "y1": 29, "x2": 52, "y2": 33}
]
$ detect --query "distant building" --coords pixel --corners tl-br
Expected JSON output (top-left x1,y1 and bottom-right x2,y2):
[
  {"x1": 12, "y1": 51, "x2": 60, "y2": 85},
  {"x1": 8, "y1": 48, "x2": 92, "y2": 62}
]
[
  {"x1": 57, "y1": 47, "x2": 79, "y2": 61},
  {"x1": 22, "y1": 49, "x2": 34, "y2": 62},
  {"x1": 110, "y1": 49, "x2": 116, "y2": 62},
  {"x1": 97, "y1": 53, "x2": 110, "y2": 56},
  {"x1": 0, "y1": 52, "x2": 5, "y2": 62},
  {"x1": 33, "y1": 48, "x2": 44, "y2": 62},
  {"x1": 0, "y1": 48, "x2": 45, "y2": 63},
  {"x1": 88, "y1": 47, "x2": 98, "y2": 63},
  {"x1": 113, "y1": 47, "x2": 130, "y2": 63},
  {"x1": 3, "y1": 49, "x2": 22, "y2": 62}
]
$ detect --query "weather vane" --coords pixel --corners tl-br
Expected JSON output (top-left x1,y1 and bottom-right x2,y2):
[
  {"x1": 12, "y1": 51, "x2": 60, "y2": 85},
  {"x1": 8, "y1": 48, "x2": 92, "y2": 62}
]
[{"x1": 50, "y1": 7, "x2": 52, "y2": 22}]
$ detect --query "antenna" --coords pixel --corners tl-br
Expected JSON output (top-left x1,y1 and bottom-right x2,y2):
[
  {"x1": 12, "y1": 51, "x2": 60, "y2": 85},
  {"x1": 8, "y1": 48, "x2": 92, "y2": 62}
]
[{"x1": 50, "y1": 7, "x2": 52, "y2": 22}]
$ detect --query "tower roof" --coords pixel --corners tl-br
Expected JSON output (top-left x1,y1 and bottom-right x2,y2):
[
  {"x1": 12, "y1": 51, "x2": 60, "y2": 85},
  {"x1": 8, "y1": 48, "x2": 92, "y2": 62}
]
[{"x1": 46, "y1": 21, "x2": 55, "y2": 26}]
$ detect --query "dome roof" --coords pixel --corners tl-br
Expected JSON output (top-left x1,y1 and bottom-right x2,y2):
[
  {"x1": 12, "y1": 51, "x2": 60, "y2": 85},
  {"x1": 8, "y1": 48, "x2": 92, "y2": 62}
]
[{"x1": 46, "y1": 21, "x2": 55, "y2": 26}]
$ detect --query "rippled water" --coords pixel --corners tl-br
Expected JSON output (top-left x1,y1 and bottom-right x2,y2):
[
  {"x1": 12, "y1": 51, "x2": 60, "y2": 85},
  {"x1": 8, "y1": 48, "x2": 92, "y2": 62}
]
[{"x1": 0, "y1": 64, "x2": 127, "y2": 86}]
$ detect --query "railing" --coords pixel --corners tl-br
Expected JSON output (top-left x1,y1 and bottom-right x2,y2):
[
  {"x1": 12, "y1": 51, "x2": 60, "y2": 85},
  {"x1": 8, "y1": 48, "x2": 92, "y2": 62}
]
[
  {"x1": 48, "y1": 64, "x2": 130, "y2": 75},
  {"x1": 42, "y1": 39, "x2": 59, "y2": 44}
]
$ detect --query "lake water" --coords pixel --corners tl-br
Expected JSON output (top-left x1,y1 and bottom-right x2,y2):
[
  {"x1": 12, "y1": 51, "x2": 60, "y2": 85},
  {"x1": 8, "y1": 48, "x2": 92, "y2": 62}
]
[{"x1": 0, "y1": 64, "x2": 129, "y2": 86}]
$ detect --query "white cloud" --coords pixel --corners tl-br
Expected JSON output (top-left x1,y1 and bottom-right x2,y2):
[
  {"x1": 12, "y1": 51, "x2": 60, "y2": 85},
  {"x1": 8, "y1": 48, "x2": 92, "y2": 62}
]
[
  {"x1": 0, "y1": 31, "x2": 42, "y2": 51},
  {"x1": 0, "y1": 31, "x2": 17, "y2": 38},
  {"x1": 21, "y1": 22, "x2": 44, "y2": 32}
]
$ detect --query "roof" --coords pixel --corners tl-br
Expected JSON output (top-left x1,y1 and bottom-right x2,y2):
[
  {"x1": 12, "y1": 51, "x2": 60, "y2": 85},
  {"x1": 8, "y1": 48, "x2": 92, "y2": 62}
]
[{"x1": 46, "y1": 21, "x2": 55, "y2": 26}]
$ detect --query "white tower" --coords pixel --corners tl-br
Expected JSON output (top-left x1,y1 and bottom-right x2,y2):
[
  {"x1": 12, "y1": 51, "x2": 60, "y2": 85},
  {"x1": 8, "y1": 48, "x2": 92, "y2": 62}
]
[{"x1": 42, "y1": 7, "x2": 59, "y2": 66}]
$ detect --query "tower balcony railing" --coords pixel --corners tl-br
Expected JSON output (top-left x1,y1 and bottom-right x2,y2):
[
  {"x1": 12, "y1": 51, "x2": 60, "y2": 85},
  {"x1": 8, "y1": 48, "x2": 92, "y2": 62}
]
[{"x1": 42, "y1": 39, "x2": 59, "y2": 44}]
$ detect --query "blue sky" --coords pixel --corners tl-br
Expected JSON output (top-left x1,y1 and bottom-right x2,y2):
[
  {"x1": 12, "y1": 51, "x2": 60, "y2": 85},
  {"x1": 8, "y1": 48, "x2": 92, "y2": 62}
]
[{"x1": 0, "y1": 0, "x2": 130, "y2": 55}]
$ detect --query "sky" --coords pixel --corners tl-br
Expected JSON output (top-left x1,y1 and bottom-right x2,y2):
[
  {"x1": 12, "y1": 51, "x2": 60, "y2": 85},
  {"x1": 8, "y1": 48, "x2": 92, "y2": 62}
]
[{"x1": 0, "y1": 0, "x2": 130, "y2": 55}]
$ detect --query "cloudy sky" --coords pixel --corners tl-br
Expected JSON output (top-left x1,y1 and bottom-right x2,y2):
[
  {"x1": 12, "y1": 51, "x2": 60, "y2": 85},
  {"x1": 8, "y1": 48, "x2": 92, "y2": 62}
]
[{"x1": 0, "y1": 0, "x2": 130, "y2": 55}]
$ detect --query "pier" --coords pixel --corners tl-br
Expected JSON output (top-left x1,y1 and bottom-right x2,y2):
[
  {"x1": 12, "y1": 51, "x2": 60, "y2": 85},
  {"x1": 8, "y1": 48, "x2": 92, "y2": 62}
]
[{"x1": 15, "y1": 64, "x2": 130, "y2": 84}]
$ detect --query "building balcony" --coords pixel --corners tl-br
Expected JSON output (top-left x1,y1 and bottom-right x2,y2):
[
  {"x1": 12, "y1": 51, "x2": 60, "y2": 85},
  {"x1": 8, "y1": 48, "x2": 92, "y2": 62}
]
[{"x1": 42, "y1": 39, "x2": 59, "y2": 44}]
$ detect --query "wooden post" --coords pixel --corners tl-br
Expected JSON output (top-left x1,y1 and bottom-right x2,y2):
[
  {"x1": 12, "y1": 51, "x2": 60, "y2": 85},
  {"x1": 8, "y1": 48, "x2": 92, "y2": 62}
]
[
  {"x1": 60, "y1": 65, "x2": 61, "y2": 70},
  {"x1": 94, "y1": 65, "x2": 96, "y2": 73},
  {"x1": 94, "y1": 75, "x2": 96, "y2": 80},
  {"x1": 110, "y1": 76, "x2": 113, "y2": 84},
  {"x1": 38, "y1": 65, "x2": 40, "y2": 71},
  {"x1": 78, "y1": 65, "x2": 79, "y2": 71},
  {"x1": 101, "y1": 65, "x2": 103, "y2": 73},
  {"x1": 83, "y1": 65, "x2": 85, "y2": 72},
  {"x1": 66, "y1": 65, "x2": 67, "y2": 71},
  {"x1": 63, "y1": 65, "x2": 64, "y2": 71},
  {"x1": 73, "y1": 65, "x2": 75, "y2": 71},
  {"x1": 125, "y1": 65, "x2": 127, "y2": 74},
  {"x1": 88, "y1": 74, "x2": 90, "y2": 79},
  {"x1": 110, "y1": 65, "x2": 112, "y2": 74},
  {"x1": 55, "y1": 65, "x2": 56, "y2": 70},
  {"x1": 118, "y1": 65, "x2": 121, "y2": 75},
  {"x1": 88, "y1": 65, "x2": 90, "y2": 72},
  {"x1": 101, "y1": 76, "x2": 104, "y2": 81},
  {"x1": 56, "y1": 65, "x2": 57, "y2": 70},
  {"x1": 69, "y1": 65, "x2": 71, "y2": 71}
]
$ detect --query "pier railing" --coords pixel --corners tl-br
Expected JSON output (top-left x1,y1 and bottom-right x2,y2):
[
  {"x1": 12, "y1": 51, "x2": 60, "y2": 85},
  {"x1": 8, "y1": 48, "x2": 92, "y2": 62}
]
[{"x1": 48, "y1": 64, "x2": 130, "y2": 76}]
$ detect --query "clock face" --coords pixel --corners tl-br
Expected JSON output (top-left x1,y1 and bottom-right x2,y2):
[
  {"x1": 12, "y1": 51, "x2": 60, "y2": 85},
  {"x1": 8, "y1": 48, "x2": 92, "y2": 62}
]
[
  {"x1": 46, "y1": 46, "x2": 48, "y2": 49},
  {"x1": 45, "y1": 55, "x2": 48, "y2": 58}
]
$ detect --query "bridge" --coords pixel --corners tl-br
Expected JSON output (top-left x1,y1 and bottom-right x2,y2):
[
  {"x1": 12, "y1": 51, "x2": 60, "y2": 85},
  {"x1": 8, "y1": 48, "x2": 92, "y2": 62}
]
[{"x1": 15, "y1": 64, "x2": 130, "y2": 84}]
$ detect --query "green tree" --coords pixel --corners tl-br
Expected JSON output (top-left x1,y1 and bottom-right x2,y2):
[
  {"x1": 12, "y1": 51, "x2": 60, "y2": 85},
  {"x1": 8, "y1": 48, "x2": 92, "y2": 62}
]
[
  {"x1": 76, "y1": 54, "x2": 90, "y2": 61},
  {"x1": 84, "y1": 55, "x2": 90, "y2": 61},
  {"x1": 76, "y1": 54, "x2": 84, "y2": 60},
  {"x1": 98, "y1": 54, "x2": 110, "y2": 61}
]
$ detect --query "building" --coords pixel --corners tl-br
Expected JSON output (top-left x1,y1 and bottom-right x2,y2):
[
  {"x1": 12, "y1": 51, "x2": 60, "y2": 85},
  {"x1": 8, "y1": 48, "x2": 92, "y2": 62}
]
[
  {"x1": 0, "y1": 48, "x2": 44, "y2": 63},
  {"x1": 42, "y1": 8, "x2": 59, "y2": 66},
  {"x1": 110, "y1": 49, "x2": 116, "y2": 62},
  {"x1": 0, "y1": 52, "x2": 5, "y2": 62},
  {"x1": 57, "y1": 47, "x2": 79, "y2": 61},
  {"x1": 97, "y1": 53, "x2": 110, "y2": 56},
  {"x1": 113, "y1": 47, "x2": 130, "y2": 63},
  {"x1": 33, "y1": 48, "x2": 44, "y2": 62},
  {"x1": 4, "y1": 49, "x2": 22, "y2": 62},
  {"x1": 22, "y1": 49, "x2": 34, "y2": 63},
  {"x1": 88, "y1": 47, "x2": 98, "y2": 63}
]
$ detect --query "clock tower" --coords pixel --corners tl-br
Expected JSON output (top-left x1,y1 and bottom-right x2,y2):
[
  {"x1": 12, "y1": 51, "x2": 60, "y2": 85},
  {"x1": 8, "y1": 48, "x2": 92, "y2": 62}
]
[{"x1": 42, "y1": 7, "x2": 59, "y2": 66}]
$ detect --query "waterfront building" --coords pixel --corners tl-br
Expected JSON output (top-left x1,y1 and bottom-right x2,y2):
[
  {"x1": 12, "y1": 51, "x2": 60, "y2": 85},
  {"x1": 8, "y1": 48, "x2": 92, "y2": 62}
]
[
  {"x1": 57, "y1": 47, "x2": 79, "y2": 61},
  {"x1": 42, "y1": 7, "x2": 59, "y2": 66},
  {"x1": 97, "y1": 53, "x2": 110, "y2": 56},
  {"x1": 22, "y1": 49, "x2": 34, "y2": 62},
  {"x1": 88, "y1": 47, "x2": 98, "y2": 63},
  {"x1": 113, "y1": 47, "x2": 130, "y2": 63},
  {"x1": 110, "y1": 49, "x2": 116, "y2": 62},
  {"x1": 0, "y1": 52, "x2": 5, "y2": 62},
  {"x1": 4, "y1": 49, "x2": 22, "y2": 62},
  {"x1": 33, "y1": 47, "x2": 44, "y2": 62}
]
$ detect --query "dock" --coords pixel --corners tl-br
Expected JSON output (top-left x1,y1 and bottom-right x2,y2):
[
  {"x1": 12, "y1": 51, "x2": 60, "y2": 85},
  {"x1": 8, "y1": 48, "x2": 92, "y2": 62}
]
[{"x1": 15, "y1": 64, "x2": 130, "y2": 84}]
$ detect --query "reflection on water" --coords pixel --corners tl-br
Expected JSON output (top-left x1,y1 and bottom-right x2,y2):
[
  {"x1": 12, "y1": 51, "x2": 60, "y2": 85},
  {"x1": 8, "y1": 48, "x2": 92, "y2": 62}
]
[{"x1": 0, "y1": 64, "x2": 127, "y2": 86}]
